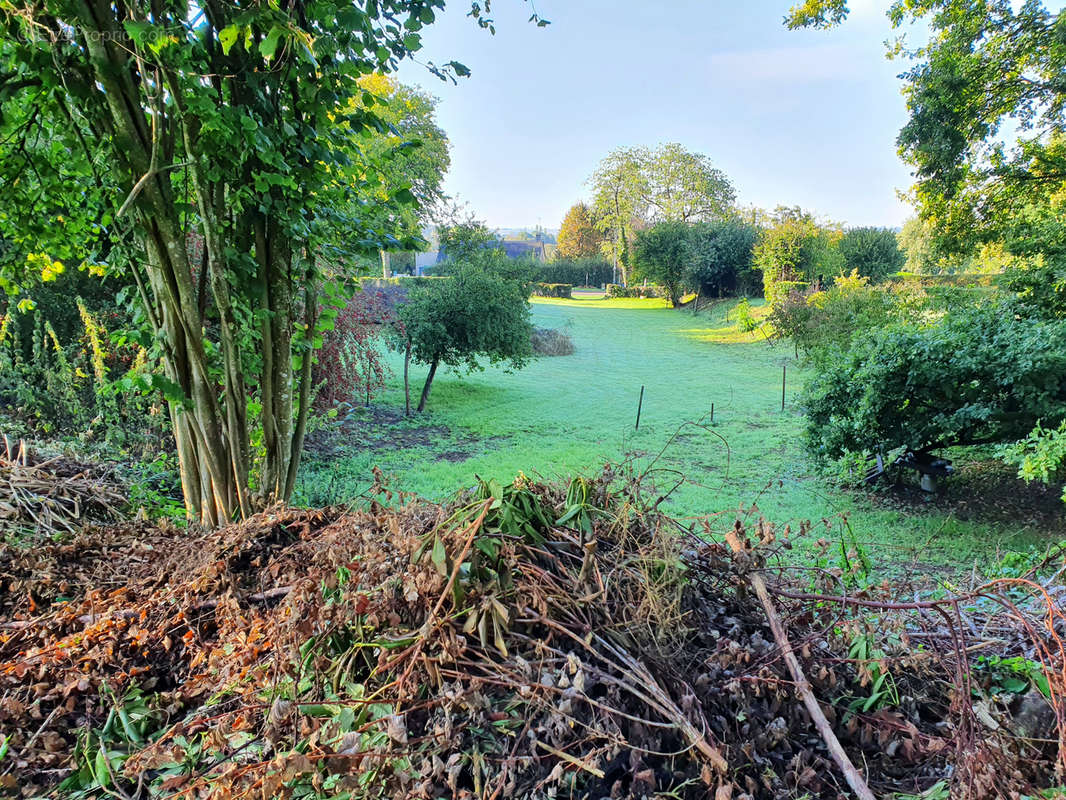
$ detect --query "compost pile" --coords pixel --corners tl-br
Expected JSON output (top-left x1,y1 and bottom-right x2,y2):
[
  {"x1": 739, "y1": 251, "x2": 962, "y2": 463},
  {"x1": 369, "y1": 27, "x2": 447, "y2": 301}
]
[
  {"x1": 0, "y1": 439, "x2": 126, "y2": 539},
  {"x1": 1, "y1": 469, "x2": 1063, "y2": 799}
]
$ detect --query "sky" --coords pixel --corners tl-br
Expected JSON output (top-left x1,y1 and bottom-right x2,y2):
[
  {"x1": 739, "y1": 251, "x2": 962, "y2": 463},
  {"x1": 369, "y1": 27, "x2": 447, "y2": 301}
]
[{"x1": 396, "y1": 0, "x2": 922, "y2": 231}]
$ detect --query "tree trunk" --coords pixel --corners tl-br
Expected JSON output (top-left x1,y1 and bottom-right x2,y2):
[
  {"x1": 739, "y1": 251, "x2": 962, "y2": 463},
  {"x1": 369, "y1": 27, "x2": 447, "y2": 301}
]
[
  {"x1": 381, "y1": 249, "x2": 391, "y2": 279},
  {"x1": 417, "y1": 358, "x2": 439, "y2": 413},
  {"x1": 403, "y1": 337, "x2": 412, "y2": 417}
]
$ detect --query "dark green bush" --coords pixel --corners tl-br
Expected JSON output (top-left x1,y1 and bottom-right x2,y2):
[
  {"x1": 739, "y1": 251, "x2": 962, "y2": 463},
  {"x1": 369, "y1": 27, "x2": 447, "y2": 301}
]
[{"x1": 803, "y1": 304, "x2": 1066, "y2": 459}]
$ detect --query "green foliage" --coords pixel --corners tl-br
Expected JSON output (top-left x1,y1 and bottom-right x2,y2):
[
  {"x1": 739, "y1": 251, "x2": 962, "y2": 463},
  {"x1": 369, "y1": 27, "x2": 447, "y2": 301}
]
[
  {"x1": 684, "y1": 219, "x2": 760, "y2": 296},
  {"x1": 769, "y1": 270, "x2": 906, "y2": 364},
  {"x1": 1003, "y1": 420, "x2": 1066, "y2": 503},
  {"x1": 58, "y1": 683, "x2": 162, "y2": 797},
  {"x1": 754, "y1": 207, "x2": 843, "y2": 305},
  {"x1": 605, "y1": 283, "x2": 665, "y2": 299},
  {"x1": 534, "y1": 256, "x2": 614, "y2": 287},
  {"x1": 844, "y1": 631, "x2": 899, "y2": 714},
  {"x1": 531, "y1": 283, "x2": 573, "y2": 298},
  {"x1": 974, "y1": 654, "x2": 1051, "y2": 699},
  {"x1": 838, "y1": 226, "x2": 904, "y2": 282},
  {"x1": 1001, "y1": 258, "x2": 1066, "y2": 321},
  {"x1": 437, "y1": 218, "x2": 502, "y2": 264},
  {"x1": 791, "y1": 1, "x2": 1066, "y2": 284},
  {"x1": 399, "y1": 265, "x2": 534, "y2": 411},
  {"x1": 0, "y1": 0, "x2": 491, "y2": 523},
  {"x1": 632, "y1": 221, "x2": 692, "y2": 306},
  {"x1": 727, "y1": 298, "x2": 760, "y2": 333},
  {"x1": 803, "y1": 305, "x2": 1066, "y2": 458},
  {"x1": 589, "y1": 143, "x2": 736, "y2": 284},
  {"x1": 0, "y1": 294, "x2": 169, "y2": 453}
]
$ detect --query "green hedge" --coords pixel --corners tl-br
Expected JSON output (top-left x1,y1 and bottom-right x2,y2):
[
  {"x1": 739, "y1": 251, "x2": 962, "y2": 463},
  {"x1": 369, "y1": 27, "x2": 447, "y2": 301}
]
[
  {"x1": 531, "y1": 283, "x2": 573, "y2": 298},
  {"x1": 532, "y1": 257, "x2": 614, "y2": 287},
  {"x1": 606, "y1": 283, "x2": 665, "y2": 299}
]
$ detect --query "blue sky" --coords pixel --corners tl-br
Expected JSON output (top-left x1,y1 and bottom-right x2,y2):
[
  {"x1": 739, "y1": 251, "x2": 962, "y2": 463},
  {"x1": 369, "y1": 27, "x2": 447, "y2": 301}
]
[{"x1": 396, "y1": 0, "x2": 921, "y2": 231}]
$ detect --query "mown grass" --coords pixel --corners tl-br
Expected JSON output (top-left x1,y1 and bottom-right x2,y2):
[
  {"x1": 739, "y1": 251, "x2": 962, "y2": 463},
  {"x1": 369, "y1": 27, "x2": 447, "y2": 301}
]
[{"x1": 296, "y1": 296, "x2": 1064, "y2": 569}]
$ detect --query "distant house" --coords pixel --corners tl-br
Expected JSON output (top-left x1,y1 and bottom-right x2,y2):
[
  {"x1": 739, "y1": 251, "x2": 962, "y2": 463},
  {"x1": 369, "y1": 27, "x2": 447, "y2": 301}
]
[{"x1": 499, "y1": 240, "x2": 548, "y2": 261}]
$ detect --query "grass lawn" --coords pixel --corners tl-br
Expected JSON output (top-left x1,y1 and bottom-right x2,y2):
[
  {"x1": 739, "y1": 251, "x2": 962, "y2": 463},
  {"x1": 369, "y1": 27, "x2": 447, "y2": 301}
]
[{"x1": 295, "y1": 296, "x2": 1066, "y2": 570}]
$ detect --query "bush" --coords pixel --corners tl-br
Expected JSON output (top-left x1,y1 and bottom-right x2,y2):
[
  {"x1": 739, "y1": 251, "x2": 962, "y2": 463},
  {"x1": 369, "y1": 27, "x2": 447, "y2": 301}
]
[
  {"x1": 530, "y1": 327, "x2": 575, "y2": 356},
  {"x1": 727, "y1": 298, "x2": 760, "y2": 332},
  {"x1": 803, "y1": 304, "x2": 1066, "y2": 459},
  {"x1": 531, "y1": 283, "x2": 573, "y2": 298},
  {"x1": 769, "y1": 270, "x2": 905, "y2": 363},
  {"x1": 0, "y1": 297, "x2": 170, "y2": 455},
  {"x1": 313, "y1": 289, "x2": 398, "y2": 410}
]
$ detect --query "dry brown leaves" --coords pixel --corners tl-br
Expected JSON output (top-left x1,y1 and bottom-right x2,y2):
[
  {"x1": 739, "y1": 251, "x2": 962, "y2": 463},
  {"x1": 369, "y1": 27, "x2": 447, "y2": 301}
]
[{"x1": 0, "y1": 475, "x2": 1059, "y2": 800}]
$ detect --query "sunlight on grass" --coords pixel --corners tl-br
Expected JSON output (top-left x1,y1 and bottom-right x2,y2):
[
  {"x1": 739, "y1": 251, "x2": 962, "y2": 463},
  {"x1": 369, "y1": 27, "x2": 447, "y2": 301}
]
[
  {"x1": 531, "y1": 296, "x2": 672, "y2": 310},
  {"x1": 680, "y1": 323, "x2": 773, "y2": 345}
]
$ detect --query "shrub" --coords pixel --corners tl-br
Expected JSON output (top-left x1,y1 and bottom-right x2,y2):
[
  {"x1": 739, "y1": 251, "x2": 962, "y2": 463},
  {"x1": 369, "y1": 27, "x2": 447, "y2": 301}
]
[
  {"x1": 0, "y1": 297, "x2": 169, "y2": 454},
  {"x1": 531, "y1": 327, "x2": 575, "y2": 356},
  {"x1": 769, "y1": 270, "x2": 904, "y2": 363},
  {"x1": 727, "y1": 298, "x2": 760, "y2": 332},
  {"x1": 531, "y1": 283, "x2": 573, "y2": 298},
  {"x1": 313, "y1": 289, "x2": 397, "y2": 410},
  {"x1": 803, "y1": 304, "x2": 1066, "y2": 459}
]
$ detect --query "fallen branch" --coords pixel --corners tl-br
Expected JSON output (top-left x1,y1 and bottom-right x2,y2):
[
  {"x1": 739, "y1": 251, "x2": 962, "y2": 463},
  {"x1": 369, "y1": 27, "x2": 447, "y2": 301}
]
[{"x1": 725, "y1": 528, "x2": 876, "y2": 800}]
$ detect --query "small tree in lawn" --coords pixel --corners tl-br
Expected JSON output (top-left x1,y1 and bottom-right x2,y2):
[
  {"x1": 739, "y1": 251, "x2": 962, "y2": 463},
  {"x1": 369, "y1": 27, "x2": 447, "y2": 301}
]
[{"x1": 400, "y1": 267, "x2": 533, "y2": 412}]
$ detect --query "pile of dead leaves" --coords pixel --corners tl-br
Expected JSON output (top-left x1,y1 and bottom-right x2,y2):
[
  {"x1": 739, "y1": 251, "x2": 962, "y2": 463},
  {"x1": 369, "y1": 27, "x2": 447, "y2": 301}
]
[
  {"x1": 0, "y1": 469, "x2": 1062, "y2": 799},
  {"x1": 0, "y1": 439, "x2": 126, "y2": 539}
]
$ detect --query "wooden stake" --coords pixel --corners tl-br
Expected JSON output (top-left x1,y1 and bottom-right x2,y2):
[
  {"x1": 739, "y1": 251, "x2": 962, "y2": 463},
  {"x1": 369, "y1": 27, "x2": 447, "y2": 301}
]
[
  {"x1": 635, "y1": 385, "x2": 645, "y2": 430},
  {"x1": 781, "y1": 365, "x2": 786, "y2": 412},
  {"x1": 725, "y1": 530, "x2": 876, "y2": 800},
  {"x1": 710, "y1": 402, "x2": 714, "y2": 424}
]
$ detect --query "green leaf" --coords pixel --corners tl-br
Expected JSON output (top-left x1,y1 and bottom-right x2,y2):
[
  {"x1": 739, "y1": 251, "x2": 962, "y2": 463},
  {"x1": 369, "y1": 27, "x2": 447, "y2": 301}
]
[
  {"x1": 430, "y1": 535, "x2": 447, "y2": 575},
  {"x1": 219, "y1": 25, "x2": 240, "y2": 55},
  {"x1": 402, "y1": 33, "x2": 421, "y2": 51},
  {"x1": 123, "y1": 21, "x2": 151, "y2": 43},
  {"x1": 261, "y1": 25, "x2": 284, "y2": 61}
]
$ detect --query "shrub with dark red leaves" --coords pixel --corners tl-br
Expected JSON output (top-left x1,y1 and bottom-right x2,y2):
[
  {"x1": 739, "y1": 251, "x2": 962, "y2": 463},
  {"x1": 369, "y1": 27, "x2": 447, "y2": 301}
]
[{"x1": 313, "y1": 289, "x2": 403, "y2": 411}]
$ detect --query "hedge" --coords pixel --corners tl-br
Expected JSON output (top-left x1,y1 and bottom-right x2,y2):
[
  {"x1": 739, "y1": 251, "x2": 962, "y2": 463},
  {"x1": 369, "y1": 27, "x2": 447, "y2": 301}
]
[
  {"x1": 606, "y1": 283, "x2": 665, "y2": 299},
  {"x1": 531, "y1": 283, "x2": 573, "y2": 298}
]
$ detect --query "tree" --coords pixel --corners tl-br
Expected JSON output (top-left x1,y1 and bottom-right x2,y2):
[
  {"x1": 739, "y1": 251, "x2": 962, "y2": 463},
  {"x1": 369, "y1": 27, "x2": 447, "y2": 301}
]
[
  {"x1": 753, "y1": 208, "x2": 842, "y2": 305},
  {"x1": 633, "y1": 222, "x2": 692, "y2": 307},
  {"x1": 557, "y1": 203, "x2": 601, "y2": 259},
  {"x1": 685, "y1": 220, "x2": 760, "y2": 296},
  {"x1": 804, "y1": 305, "x2": 1066, "y2": 458},
  {"x1": 354, "y1": 74, "x2": 451, "y2": 277},
  {"x1": 838, "y1": 227, "x2": 904, "y2": 282},
  {"x1": 0, "y1": 0, "x2": 497, "y2": 525},
  {"x1": 399, "y1": 266, "x2": 533, "y2": 411},
  {"x1": 589, "y1": 147, "x2": 645, "y2": 285},
  {"x1": 589, "y1": 143, "x2": 737, "y2": 284},
  {"x1": 642, "y1": 143, "x2": 736, "y2": 224},
  {"x1": 787, "y1": 1, "x2": 1066, "y2": 261}
]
